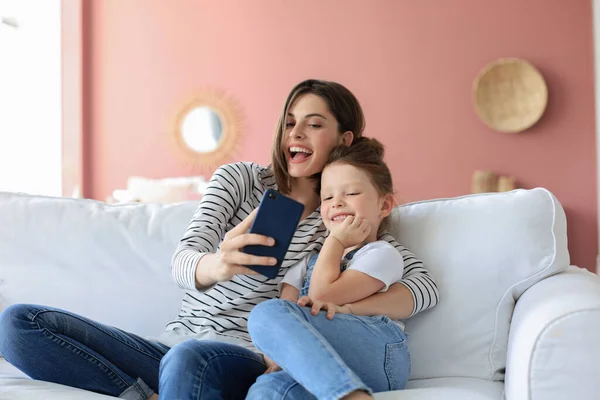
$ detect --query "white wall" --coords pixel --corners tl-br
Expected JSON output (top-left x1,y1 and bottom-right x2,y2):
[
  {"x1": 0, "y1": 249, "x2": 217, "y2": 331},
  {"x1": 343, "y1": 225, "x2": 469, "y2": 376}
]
[{"x1": 0, "y1": 0, "x2": 61, "y2": 196}]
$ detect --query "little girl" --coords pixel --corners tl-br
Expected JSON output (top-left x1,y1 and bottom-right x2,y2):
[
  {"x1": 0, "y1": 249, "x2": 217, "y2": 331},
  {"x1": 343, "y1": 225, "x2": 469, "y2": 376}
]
[{"x1": 247, "y1": 137, "x2": 410, "y2": 400}]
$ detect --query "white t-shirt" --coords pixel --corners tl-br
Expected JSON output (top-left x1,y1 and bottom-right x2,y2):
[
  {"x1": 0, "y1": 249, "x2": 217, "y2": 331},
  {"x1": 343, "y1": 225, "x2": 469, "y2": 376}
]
[{"x1": 280, "y1": 240, "x2": 405, "y2": 295}]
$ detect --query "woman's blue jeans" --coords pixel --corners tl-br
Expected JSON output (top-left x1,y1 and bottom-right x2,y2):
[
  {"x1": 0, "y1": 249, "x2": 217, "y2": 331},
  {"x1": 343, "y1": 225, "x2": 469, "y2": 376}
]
[
  {"x1": 0, "y1": 304, "x2": 266, "y2": 399},
  {"x1": 246, "y1": 299, "x2": 411, "y2": 400}
]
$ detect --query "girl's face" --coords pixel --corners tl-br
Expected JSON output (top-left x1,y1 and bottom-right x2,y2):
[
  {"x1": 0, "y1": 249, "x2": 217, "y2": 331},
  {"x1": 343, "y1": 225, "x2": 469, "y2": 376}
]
[
  {"x1": 320, "y1": 163, "x2": 393, "y2": 242},
  {"x1": 284, "y1": 94, "x2": 353, "y2": 179}
]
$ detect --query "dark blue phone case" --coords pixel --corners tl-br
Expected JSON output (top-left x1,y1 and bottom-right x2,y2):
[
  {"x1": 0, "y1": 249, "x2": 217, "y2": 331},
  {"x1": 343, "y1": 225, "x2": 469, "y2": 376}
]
[{"x1": 243, "y1": 189, "x2": 304, "y2": 279}]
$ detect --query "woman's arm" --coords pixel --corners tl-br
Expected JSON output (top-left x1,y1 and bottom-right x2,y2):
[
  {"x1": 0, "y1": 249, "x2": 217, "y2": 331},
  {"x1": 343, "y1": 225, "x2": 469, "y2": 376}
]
[
  {"x1": 338, "y1": 232, "x2": 440, "y2": 319},
  {"x1": 193, "y1": 212, "x2": 276, "y2": 287},
  {"x1": 310, "y1": 231, "x2": 439, "y2": 319},
  {"x1": 171, "y1": 163, "x2": 275, "y2": 290},
  {"x1": 344, "y1": 282, "x2": 414, "y2": 320},
  {"x1": 379, "y1": 232, "x2": 439, "y2": 317},
  {"x1": 296, "y1": 284, "x2": 413, "y2": 320},
  {"x1": 342, "y1": 244, "x2": 439, "y2": 319}
]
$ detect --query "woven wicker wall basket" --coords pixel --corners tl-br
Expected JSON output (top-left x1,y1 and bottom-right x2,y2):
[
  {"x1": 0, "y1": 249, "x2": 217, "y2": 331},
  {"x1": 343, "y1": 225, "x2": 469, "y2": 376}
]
[{"x1": 473, "y1": 58, "x2": 548, "y2": 133}]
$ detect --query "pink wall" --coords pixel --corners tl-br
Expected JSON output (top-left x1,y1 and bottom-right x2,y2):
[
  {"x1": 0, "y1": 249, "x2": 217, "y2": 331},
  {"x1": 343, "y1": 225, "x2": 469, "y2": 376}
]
[{"x1": 81, "y1": 1, "x2": 597, "y2": 271}]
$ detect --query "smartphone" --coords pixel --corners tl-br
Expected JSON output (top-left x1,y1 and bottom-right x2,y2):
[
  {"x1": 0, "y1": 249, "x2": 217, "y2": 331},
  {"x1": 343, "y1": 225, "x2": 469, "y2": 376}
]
[{"x1": 243, "y1": 189, "x2": 304, "y2": 279}]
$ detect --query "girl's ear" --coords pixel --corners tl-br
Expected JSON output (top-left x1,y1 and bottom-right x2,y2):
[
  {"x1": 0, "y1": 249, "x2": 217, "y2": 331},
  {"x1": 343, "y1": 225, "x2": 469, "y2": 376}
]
[
  {"x1": 340, "y1": 131, "x2": 354, "y2": 146},
  {"x1": 379, "y1": 193, "x2": 395, "y2": 219}
]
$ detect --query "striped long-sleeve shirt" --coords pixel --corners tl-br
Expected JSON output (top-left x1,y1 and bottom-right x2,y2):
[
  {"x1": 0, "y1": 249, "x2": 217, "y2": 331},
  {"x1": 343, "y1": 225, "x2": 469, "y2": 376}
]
[{"x1": 159, "y1": 162, "x2": 439, "y2": 349}]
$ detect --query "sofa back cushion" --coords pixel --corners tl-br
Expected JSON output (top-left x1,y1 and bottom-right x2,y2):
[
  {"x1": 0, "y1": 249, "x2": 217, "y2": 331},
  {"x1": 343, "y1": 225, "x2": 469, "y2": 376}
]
[
  {"x1": 388, "y1": 188, "x2": 569, "y2": 381},
  {"x1": 0, "y1": 188, "x2": 570, "y2": 382},
  {"x1": 0, "y1": 192, "x2": 194, "y2": 338}
]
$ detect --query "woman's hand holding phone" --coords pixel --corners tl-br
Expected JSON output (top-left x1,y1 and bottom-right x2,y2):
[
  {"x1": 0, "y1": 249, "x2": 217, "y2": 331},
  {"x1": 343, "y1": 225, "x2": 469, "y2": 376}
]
[
  {"x1": 216, "y1": 209, "x2": 279, "y2": 279},
  {"x1": 196, "y1": 209, "x2": 278, "y2": 285}
]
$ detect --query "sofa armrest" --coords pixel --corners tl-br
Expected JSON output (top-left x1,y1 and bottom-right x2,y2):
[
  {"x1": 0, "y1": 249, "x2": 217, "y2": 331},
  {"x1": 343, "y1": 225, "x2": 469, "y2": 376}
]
[{"x1": 505, "y1": 266, "x2": 600, "y2": 400}]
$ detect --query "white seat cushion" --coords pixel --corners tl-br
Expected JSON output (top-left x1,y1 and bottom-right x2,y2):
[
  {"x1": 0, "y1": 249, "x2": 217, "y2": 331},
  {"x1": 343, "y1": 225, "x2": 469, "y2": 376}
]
[
  {"x1": 0, "y1": 359, "x2": 503, "y2": 400},
  {"x1": 389, "y1": 188, "x2": 569, "y2": 381},
  {"x1": 375, "y1": 378, "x2": 503, "y2": 400},
  {"x1": 0, "y1": 359, "x2": 113, "y2": 399}
]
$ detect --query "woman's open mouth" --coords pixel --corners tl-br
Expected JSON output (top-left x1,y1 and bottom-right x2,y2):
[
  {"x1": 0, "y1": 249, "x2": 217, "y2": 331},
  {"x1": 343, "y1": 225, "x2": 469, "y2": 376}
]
[{"x1": 289, "y1": 146, "x2": 313, "y2": 163}]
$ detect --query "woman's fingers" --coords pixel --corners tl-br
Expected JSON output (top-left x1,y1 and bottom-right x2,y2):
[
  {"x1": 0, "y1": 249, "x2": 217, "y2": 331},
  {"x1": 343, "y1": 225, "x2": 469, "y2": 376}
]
[
  {"x1": 298, "y1": 297, "x2": 340, "y2": 319},
  {"x1": 230, "y1": 265, "x2": 261, "y2": 276},
  {"x1": 311, "y1": 301, "x2": 339, "y2": 319},
  {"x1": 221, "y1": 250, "x2": 277, "y2": 267},
  {"x1": 211, "y1": 263, "x2": 260, "y2": 281},
  {"x1": 311, "y1": 300, "x2": 325, "y2": 315},
  {"x1": 316, "y1": 302, "x2": 338, "y2": 319},
  {"x1": 221, "y1": 233, "x2": 275, "y2": 252},
  {"x1": 297, "y1": 296, "x2": 313, "y2": 307},
  {"x1": 226, "y1": 208, "x2": 258, "y2": 237},
  {"x1": 210, "y1": 209, "x2": 280, "y2": 281},
  {"x1": 326, "y1": 306, "x2": 336, "y2": 320}
]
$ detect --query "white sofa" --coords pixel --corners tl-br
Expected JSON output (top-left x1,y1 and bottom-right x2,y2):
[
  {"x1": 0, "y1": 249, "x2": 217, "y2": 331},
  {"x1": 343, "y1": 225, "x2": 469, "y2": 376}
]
[{"x1": 1, "y1": 188, "x2": 600, "y2": 400}]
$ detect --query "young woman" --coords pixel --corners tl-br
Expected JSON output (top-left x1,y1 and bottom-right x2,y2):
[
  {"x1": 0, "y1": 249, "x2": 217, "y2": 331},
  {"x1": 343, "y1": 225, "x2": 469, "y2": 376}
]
[
  {"x1": 248, "y1": 137, "x2": 410, "y2": 400},
  {"x1": 0, "y1": 79, "x2": 438, "y2": 400}
]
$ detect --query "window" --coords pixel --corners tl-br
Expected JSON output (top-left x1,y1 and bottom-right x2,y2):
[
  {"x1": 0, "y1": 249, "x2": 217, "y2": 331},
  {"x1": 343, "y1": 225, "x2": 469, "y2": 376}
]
[{"x1": 0, "y1": 0, "x2": 61, "y2": 196}]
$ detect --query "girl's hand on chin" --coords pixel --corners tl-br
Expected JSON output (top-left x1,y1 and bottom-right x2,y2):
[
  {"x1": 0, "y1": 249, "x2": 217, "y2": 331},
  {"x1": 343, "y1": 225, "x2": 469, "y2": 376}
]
[
  {"x1": 297, "y1": 296, "x2": 352, "y2": 319},
  {"x1": 329, "y1": 215, "x2": 371, "y2": 249}
]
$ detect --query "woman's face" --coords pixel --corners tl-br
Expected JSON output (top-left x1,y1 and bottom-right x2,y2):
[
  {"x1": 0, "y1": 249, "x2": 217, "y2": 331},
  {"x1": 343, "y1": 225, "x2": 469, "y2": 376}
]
[{"x1": 283, "y1": 94, "x2": 353, "y2": 179}]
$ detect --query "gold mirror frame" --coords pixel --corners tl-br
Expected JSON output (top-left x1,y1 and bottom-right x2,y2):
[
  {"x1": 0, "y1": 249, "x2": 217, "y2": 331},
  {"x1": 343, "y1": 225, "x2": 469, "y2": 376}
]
[{"x1": 173, "y1": 89, "x2": 242, "y2": 171}]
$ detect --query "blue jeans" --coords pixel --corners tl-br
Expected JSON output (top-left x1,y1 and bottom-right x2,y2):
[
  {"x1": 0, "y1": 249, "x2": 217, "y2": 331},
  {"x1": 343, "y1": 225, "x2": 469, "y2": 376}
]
[
  {"x1": 246, "y1": 299, "x2": 410, "y2": 400},
  {"x1": 0, "y1": 304, "x2": 266, "y2": 399}
]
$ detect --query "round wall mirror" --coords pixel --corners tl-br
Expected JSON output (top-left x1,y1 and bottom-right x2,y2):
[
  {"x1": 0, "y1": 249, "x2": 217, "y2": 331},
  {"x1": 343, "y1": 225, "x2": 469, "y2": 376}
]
[
  {"x1": 181, "y1": 107, "x2": 223, "y2": 153},
  {"x1": 174, "y1": 90, "x2": 241, "y2": 170}
]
